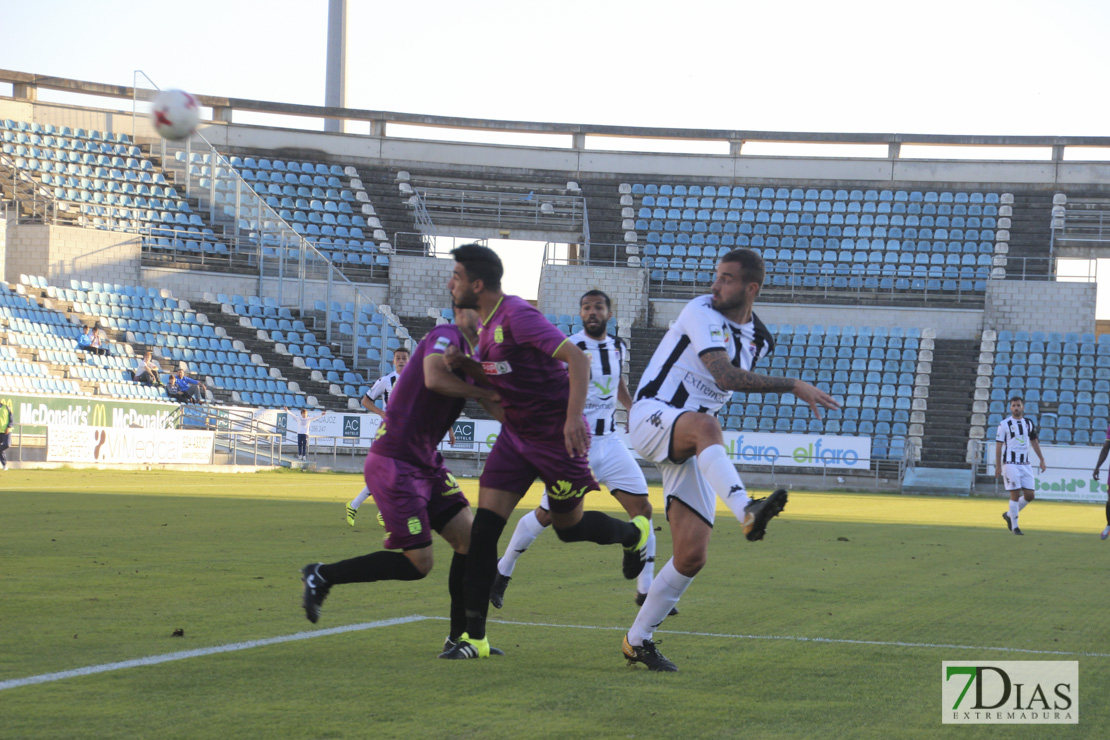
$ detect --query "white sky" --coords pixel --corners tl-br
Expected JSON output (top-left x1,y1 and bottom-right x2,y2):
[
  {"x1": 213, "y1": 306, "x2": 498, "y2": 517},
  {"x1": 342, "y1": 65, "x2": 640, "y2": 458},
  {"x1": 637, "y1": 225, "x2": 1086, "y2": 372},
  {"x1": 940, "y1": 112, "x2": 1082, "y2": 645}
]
[{"x1": 2, "y1": 0, "x2": 1109, "y2": 306}]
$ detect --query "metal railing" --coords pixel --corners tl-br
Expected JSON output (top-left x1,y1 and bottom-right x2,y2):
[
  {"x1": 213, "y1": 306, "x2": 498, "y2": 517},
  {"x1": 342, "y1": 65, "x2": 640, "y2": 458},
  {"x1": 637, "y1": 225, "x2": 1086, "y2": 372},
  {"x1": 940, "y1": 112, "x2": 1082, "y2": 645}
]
[
  {"x1": 413, "y1": 187, "x2": 587, "y2": 235},
  {"x1": 0, "y1": 152, "x2": 65, "y2": 225}
]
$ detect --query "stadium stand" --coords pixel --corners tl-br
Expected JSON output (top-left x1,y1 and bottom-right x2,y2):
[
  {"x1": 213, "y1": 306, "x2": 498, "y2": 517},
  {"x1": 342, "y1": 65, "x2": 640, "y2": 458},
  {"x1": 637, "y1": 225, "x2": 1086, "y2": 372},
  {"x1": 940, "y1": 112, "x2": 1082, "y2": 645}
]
[
  {"x1": 981, "y1": 329, "x2": 1110, "y2": 446},
  {"x1": 623, "y1": 183, "x2": 1005, "y2": 303}
]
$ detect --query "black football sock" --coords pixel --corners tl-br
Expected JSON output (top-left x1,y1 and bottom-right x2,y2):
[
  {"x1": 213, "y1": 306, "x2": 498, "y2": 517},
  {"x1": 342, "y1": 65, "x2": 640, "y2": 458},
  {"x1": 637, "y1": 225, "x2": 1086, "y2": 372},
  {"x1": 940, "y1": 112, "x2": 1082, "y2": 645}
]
[
  {"x1": 554, "y1": 510, "x2": 639, "y2": 547},
  {"x1": 449, "y1": 551, "x2": 468, "y2": 641},
  {"x1": 318, "y1": 551, "x2": 424, "y2": 584},
  {"x1": 463, "y1": 508, "x2": 506, "y2": 640}
]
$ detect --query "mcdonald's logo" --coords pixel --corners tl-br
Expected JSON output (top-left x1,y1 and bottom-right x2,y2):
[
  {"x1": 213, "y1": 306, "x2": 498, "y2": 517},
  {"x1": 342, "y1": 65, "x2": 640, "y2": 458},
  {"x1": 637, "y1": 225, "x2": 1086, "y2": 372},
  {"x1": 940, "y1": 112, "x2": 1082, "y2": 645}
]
[{"x1": 89, "y1": 404, "x2": 109, "y2": 428}]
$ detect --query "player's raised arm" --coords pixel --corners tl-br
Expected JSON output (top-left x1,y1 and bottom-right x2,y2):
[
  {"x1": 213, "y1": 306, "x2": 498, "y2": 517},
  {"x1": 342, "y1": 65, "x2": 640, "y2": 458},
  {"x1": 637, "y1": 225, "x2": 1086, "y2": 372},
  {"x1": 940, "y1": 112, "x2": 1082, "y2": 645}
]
[
  {"x1": 700, "y1": 349, "x2": 839, "y2": 418},
  {"x1": 553, "y1": 340, "x2": 591, "y2": 457}
]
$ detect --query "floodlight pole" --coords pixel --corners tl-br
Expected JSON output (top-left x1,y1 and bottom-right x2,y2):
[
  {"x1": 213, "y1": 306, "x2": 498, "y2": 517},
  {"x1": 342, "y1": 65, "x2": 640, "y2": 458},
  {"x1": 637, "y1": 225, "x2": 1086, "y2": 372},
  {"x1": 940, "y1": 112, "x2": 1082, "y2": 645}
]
[{"x1": 324, "y1": 0, "x2": 348, "y2": 133}]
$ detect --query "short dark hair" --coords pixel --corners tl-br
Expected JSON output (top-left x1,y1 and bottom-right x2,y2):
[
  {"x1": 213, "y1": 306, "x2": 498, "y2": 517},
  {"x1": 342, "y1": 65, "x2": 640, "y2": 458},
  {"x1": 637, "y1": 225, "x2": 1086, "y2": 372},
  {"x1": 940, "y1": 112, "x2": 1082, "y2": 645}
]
[
  {"x1": 720, "y1": 248, "x2": 765, "y2": 286},
  {"x1": 451, "y1": 243, "x2": 503, "y2": 291},
  {"x1": 393, "y1": 348, "x2": 410, "y2": 357},
  {"x1": 580, "y1": 289, "x2": 611, "y2": 310},
  {"x1": 1009, "y1": 394, "x2": 1024, "y2": 404}
]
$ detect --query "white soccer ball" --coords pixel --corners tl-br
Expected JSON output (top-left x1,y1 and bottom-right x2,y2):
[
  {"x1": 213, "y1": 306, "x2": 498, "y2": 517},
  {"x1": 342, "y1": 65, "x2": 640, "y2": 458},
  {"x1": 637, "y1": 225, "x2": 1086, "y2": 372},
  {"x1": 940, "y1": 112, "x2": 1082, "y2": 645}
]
[{"x1": 152, "y1": 89, "x2": 200, "y2": 141}]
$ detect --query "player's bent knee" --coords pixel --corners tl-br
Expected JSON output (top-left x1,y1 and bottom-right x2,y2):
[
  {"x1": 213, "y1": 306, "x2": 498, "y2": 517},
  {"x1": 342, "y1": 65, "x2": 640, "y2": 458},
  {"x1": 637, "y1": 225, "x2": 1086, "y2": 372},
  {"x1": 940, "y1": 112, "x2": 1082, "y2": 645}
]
[
  {"x1": 402, "y1": 544, "x2": 434, "y2": 577},
  {"x1": 534, "y1": 507, "x2": 553, "y2": 527},
  {"x1": 673, "y1": 553, "x2": 707, "y2": 577}
]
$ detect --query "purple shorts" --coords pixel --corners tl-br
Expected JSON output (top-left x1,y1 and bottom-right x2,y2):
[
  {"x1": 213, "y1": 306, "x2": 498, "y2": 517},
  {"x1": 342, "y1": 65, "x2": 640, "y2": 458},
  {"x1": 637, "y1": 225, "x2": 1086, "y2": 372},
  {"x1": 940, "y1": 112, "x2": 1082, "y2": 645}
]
[
  {"x1": 479, "y1": 425, "x2": 599, "y2": 513},
  {"x1": 365, "y1": 451, "x2": 468, "y2": 550}
]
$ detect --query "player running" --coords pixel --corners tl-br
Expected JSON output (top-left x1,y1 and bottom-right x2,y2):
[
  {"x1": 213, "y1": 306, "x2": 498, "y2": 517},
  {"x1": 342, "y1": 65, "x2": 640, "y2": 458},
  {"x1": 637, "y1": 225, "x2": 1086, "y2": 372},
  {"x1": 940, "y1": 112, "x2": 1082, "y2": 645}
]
[
  {"x1": 300, "y1": 309, "x2": 502, "y2": 655},
  {"x1": 490, "y1": 289, "x2": 673, "y2": 613},
  {"x1": 439, "y1": 244, "x2": 651, "y2": 660},
  {"x1": 621, "y1": 248, "x2": 838, "y2": 671},
  {"x1": 346, "y1": 348, "x2": 410, "y2": 526}
]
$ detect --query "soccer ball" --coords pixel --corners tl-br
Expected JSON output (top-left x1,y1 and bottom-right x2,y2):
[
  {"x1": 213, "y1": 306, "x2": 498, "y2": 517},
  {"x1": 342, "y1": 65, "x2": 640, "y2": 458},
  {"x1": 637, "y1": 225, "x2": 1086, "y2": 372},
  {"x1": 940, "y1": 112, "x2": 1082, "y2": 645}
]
[{"x1": 151, "y1": 89, "x2": 200, "y2": 141}]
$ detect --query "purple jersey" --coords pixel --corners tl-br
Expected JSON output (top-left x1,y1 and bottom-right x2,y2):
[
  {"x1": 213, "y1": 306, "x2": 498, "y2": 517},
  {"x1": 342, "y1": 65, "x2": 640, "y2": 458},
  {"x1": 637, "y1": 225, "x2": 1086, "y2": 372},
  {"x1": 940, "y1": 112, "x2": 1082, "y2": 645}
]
[
  {"x1": 477, "y1": 295, "x2": 571, "y2": 439},
  {"x1": 370, "y1": 324, "x2": 473, "y2": 467}
]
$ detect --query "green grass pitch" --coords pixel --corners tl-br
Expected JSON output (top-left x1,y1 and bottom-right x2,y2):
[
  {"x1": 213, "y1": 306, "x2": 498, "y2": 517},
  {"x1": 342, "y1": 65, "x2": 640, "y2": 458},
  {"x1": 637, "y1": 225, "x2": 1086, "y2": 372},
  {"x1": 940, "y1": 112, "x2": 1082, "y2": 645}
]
[{"x1": 2, "y1": 469, "x2": 1108, "y2": 739}]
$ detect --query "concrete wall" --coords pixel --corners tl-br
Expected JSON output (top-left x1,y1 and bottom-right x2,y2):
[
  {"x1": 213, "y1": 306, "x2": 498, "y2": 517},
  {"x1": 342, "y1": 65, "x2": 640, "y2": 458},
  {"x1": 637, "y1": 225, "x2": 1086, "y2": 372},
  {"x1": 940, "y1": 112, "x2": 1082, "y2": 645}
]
[
  {"x1": 984, "y1": 280, "x2": 1097, "y2": 334},
  {"x1": 537, "y1": 263, "x2": 650, "y2": 325},
  {"x1": 388, "y1": 254, "x2": 455, "y2": 317},
  {"x1": 648, "y1": 298, "x2": 985, "y2": 338},
  {"x1": 4, "y1": 223, "x2": 141, "y2": 287},
  {"x1": 141, "y1": 266, "x2": 388, "y2": 308}
]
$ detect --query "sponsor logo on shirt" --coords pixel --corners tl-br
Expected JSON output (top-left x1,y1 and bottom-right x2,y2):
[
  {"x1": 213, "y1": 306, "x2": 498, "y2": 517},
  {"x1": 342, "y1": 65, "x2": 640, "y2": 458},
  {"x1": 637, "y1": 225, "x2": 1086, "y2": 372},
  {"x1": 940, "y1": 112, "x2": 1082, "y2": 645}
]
[
  {"x1": 433, "y1": 336, "x2": 451, "y2": 352},
  {"x1": 481, "y1": 361, "x2": 513, "y2": 375},
  {"x1": 710, "y1": 326, "x2": 729, "y2": 344},
  {"x1": 684, "y1": 370, "x2": 729, "y2": 403}
]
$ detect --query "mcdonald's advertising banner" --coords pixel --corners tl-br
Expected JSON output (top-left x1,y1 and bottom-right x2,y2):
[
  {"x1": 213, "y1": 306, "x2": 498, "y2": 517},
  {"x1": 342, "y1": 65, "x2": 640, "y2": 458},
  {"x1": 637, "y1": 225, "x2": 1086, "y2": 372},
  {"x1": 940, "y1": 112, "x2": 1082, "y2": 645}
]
[
  {"x1": 46, "y1": 425, "x2": 214, "y2": 464},
  {"x1": 2, "y1": 393, "x2": 178, "y2": 434}
]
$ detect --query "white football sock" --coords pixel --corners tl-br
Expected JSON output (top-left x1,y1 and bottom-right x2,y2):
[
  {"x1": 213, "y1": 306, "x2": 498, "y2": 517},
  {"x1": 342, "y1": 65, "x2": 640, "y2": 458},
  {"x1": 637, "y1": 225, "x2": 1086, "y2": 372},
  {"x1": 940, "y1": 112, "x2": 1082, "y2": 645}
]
[
  {"x1": 497, "y1": 509, "x2": 548, "y2": 577},
  {"x1": 1009, "y1": 499, "x2": 1020, "y2": 527},
  {"x1": 349, "y1": 487, "x2": 371, "y2": 510},
  {"x1": 636, "y1": 527, "x2": 657, "y2": 595},
  {"x1": 697, "y1": 444, "x2": 750, "y2": 522},
  {"x1": 628, "y1": 558, "x2": 693, "y2": 646},
  {"x1": 1017, "y1": 498, "x2": 1030, "y2": 512}
]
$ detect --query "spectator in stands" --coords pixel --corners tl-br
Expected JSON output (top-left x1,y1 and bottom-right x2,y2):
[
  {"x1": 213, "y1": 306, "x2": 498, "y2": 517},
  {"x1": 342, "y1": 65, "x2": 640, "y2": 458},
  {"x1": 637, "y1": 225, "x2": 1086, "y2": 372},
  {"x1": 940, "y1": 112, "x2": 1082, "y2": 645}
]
[
  {"x1": 77, "y1": 326, "x2": 93, "y2": 352},
  {"x1": 286, "y1": 407, "x2": 327, "y2": 461},
  {"x1": 0, "y1": 397, "x2": 13, "y2": 471},
  {"x1": 87, "y1": 327, "x2": 109, "y2": 357},
  {"x1": 1092, "y1": 424, "x2": 1110, "y2": 540},
  {"x1": 167, "y1": 368, "x2": 207, "y2": 405},
  {"x1": 132, "y1": 351, "x2": 162, "y2": 387}
]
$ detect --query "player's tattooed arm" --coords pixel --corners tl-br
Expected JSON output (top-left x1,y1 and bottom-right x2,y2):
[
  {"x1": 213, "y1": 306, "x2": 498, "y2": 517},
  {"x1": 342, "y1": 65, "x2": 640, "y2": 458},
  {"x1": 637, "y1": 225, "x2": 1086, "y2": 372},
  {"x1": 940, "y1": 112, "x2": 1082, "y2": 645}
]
[
  {"x1": 700, "y1": 349, "x2": 796, "y2": 393},
  {"x1": 701, "y1": 348, "x2": 840, "y2": 417}
]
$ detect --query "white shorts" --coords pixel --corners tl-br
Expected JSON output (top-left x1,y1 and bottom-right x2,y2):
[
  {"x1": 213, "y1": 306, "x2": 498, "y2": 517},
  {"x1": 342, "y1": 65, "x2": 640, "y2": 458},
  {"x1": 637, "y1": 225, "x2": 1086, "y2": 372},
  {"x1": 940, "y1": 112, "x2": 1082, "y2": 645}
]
[
  {"x1": 630, "y1": 398, "x2": 726, "y2": 526},
  {"x1": 540, "y1": 431, "x2": 648, "y2": 510},
  {"x1": 1003, "y1": 464, "x2": 1035, "y2": 492},
  {"x1": 629, "y1": 398, "x2": 690, "y2": 464}
]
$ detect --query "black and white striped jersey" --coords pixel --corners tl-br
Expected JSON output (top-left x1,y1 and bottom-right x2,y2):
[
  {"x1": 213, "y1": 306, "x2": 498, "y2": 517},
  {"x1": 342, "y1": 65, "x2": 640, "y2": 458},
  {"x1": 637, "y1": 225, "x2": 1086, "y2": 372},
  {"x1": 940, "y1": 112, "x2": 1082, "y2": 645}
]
[
  {"x1": 635, "y1": 294, "x2": 774, "y2": 415},
  {"x1": 365, "y1": 371, "x2": 400, "y2": 408},
  {"x1": 995, "y1": 415, "x2": 1039, "y2": 465},
  {"x1": 569, "y1": 330, "x2": 626, "y2": 438}
]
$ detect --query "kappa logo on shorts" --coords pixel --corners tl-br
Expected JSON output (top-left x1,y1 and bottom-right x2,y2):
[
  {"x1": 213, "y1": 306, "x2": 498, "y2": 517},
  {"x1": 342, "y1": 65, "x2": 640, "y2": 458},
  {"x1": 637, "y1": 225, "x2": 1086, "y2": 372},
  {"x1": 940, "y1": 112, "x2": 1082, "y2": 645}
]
[
  {"x1": 549, "y1": 479, "x2": 588, "y2": 501},
  {"x1": 443, "y1": 472, "x2": 461, "y2": 496},
  {"x1": 407, "y1": 517, "x2": 422, "y2": 535},
  {"x1": 647, "y1": 410, "x2": 664, "y2": 428}
]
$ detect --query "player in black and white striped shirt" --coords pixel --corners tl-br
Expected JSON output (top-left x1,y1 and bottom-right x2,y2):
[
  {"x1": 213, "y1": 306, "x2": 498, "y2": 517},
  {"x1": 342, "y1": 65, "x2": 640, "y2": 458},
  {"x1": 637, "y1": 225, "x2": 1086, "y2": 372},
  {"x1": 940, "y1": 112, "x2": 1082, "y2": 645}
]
[
  {"x1": 995, "y1": 395, "x2": 1047, "y2": 536},
  {"x1": 621, "y1": 249, "x2": 838, "y2": 671}
]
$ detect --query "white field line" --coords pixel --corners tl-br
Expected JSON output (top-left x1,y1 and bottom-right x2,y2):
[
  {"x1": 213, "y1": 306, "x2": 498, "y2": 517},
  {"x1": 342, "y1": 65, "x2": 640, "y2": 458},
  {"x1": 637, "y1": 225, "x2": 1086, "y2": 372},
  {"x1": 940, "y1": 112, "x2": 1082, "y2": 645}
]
[
  {"x1": 7, "y1": 613, "x2": 1108, "y2": 692},
  {"x1": 0, "y1": 615, "x2": 428, "y2": 692},
  {"x1": 478, "y1": 617, "x2": 1110, "y2": 659}
]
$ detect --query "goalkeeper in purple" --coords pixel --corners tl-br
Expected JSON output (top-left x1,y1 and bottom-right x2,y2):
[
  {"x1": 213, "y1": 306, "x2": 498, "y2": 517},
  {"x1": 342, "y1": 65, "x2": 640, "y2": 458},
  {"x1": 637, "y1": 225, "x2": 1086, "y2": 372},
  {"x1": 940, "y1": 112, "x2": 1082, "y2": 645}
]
[
  {"x1": 439, "y1": 243, "x2": 652, "y2": 661},
  {"x1": 300, "y1": 308, "x2": 503, "y2": 656}
]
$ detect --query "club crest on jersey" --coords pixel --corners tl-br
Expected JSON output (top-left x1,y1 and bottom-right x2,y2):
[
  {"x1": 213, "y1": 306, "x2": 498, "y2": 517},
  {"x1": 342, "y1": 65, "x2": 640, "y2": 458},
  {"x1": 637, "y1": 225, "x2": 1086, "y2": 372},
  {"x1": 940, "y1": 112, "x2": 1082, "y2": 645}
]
[
  {"x1": 494, "y1": 326, "x2": 504, "y2": 343},
  {"x1": 481, "y1": 360, "x2": 513, "y2": 375}
]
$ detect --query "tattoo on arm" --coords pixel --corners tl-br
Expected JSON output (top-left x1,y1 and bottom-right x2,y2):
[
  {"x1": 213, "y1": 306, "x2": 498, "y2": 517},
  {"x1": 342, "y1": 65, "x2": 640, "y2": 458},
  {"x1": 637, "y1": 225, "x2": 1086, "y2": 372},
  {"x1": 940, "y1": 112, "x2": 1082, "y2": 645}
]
[{"x1": 700, "y1": 349, "x2": 796, "y2": 393}]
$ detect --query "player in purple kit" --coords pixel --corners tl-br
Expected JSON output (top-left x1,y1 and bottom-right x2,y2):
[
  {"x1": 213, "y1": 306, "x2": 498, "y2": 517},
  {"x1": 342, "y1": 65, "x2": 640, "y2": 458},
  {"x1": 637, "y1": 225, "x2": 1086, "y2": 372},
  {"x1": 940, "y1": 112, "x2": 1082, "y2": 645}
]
[
  {"x1": 439, "y1": 243, "x2": 651, "y2": 660},
  {"x1": 300, "y1": 308, "x2": 503, "y2": 655}
]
